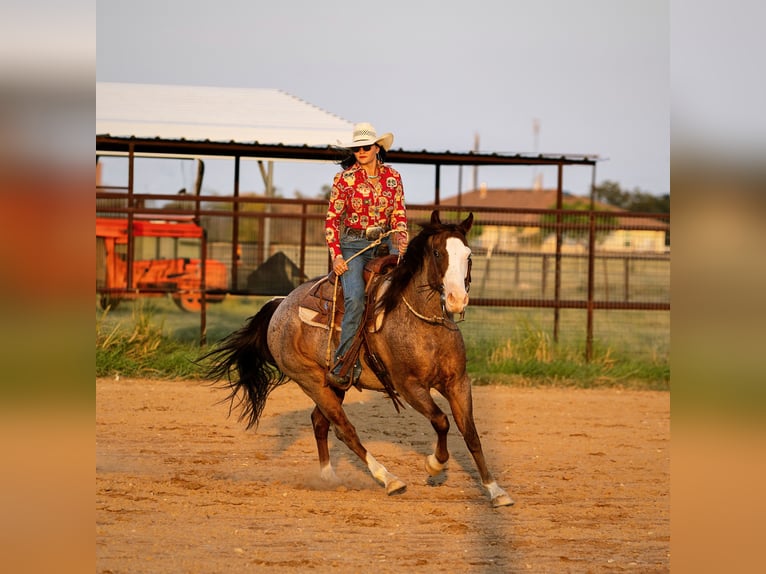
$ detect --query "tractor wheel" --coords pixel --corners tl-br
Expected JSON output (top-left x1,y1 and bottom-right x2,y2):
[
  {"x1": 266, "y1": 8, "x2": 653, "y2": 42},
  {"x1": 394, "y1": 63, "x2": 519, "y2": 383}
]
[
  {"x1": 172, "y1": 293, "x2": 203, "y2": 312},
  {"x1": 172, "y1": 292, "x2": 226, "y2": 312}
]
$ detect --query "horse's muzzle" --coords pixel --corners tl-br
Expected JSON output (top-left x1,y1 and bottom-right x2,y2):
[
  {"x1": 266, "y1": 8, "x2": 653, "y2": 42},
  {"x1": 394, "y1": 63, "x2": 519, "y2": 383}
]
[{"x1": 445, "y1": 291, "x2": 469, "y2": 314}]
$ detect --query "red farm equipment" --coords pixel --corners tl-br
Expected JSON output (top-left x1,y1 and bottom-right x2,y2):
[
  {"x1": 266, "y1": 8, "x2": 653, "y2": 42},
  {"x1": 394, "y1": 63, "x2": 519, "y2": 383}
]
[{"x1": 96, "y1": 216, "x2": 228, "y2": 312}]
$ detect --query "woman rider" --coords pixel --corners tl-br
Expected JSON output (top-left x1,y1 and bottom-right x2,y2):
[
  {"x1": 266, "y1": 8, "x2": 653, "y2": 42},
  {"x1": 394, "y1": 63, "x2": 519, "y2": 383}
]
[{"x1": 324, "y1": 122, "x2": 408, "y2": 390}]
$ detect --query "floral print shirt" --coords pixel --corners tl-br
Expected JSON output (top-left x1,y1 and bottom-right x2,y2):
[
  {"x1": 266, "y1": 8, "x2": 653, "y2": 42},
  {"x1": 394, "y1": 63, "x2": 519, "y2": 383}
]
[{"x1": 325, "y1": 162, "x2": 407, "y2": 259}]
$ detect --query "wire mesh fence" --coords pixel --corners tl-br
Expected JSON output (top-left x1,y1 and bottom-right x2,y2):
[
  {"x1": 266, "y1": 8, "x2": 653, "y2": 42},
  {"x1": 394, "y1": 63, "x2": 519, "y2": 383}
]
[{"x1": 96, "y1": 193, "x2": 669, "y2": 362}]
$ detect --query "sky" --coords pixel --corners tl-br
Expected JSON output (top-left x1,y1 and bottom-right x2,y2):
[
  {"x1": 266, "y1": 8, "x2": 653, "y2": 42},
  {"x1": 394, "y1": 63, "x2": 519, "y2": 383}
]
[{"x1": 96, "y1": 0, "x2": 670, "y2": 204}]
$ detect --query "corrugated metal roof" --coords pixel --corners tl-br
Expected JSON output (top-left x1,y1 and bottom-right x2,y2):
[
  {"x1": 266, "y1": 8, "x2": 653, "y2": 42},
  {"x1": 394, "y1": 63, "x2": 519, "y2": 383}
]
[{"x1": 96, "y1": 82, "x2": 354, "y2": 146}]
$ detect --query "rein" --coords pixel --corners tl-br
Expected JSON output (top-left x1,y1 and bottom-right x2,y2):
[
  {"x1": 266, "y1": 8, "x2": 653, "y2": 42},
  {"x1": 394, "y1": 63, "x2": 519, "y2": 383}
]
[{"x1": 401, "y1": 295, "x2": 462, "y2": 328}]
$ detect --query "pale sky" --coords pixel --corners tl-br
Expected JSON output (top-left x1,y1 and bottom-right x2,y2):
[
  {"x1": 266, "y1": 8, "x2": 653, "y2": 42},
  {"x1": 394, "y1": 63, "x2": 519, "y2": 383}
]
[{"x1": 96, "y1": 0, "x2": 670, "y2": 204}]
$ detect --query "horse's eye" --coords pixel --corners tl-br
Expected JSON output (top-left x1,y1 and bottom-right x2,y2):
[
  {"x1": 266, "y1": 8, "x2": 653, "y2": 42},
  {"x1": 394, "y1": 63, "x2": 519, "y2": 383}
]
[{"x1": 433, "y1": 249, "x2": 441, "y2": 258}]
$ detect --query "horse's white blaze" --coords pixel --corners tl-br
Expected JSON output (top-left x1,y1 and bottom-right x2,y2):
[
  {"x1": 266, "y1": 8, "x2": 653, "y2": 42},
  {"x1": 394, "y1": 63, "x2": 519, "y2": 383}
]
[{"x1": 443, "y1": 237, "x2": 471, "y2": 313}]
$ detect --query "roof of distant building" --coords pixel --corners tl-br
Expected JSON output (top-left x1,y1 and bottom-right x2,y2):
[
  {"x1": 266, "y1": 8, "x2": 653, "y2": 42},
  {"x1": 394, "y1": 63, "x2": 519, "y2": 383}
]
[
  {"x1": 440, "y1": 187, "x2": 667, "y2": 228},
  {"x1": 440, "y1": 187, "x2": 581, "y2": 210}
]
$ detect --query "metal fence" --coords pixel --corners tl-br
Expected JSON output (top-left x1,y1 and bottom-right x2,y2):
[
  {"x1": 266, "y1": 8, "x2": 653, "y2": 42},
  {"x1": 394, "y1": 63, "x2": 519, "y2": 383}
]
[{"x1": 96, "y1": 191, "x2": 669, "y2": 360}]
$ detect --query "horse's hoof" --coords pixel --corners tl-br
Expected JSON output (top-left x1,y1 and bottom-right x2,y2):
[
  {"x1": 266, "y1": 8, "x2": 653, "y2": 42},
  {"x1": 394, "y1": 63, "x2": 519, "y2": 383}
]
[
  {"x1": 492, "y1": 493, "x2": 515, "y2": 507},
  {"x1": 386, "y1": 479, "x2": 407, "y2": 496},
  {"x1": 425, "y1": 454, "x2": 446, "y2": 477},
  {"x1": 319, "y1": 465, "x2": 339, "y2": 483}
]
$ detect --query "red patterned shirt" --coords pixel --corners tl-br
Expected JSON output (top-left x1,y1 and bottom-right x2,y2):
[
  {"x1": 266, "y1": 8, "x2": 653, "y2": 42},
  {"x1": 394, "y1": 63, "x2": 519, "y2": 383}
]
[{"x1": 325, "y1": 162, "x2": 407, "y2": 259}]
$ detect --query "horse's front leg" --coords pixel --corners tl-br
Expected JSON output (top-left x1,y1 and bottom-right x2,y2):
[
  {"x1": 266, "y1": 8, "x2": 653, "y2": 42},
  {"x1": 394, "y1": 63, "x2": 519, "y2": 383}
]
[
  {"x1": 444, "y1": 384, "x2": 514, "y2": 508},
  {"x1": 424, "y1": 410, "x2": 450, "y2": 478},
  {"x1": 395, "y1": 385, "x2": 451, "y2": 478}
]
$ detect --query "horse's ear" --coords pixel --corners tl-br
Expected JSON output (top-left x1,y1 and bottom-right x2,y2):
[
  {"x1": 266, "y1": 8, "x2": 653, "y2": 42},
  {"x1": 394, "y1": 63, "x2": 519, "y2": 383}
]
[
  {"x1": 430, "y1": 210, "x2": 441, "y2": 225},
  {"x1": 459, "y1": 212, "x2": 474, "y2": 235}
]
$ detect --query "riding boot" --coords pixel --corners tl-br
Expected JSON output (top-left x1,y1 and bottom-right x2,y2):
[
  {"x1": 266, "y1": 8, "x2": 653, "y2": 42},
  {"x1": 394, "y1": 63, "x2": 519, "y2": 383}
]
[
  {"x1": 327, "y1": 358, "x2": 362, "y2": 391},
  {"x1": 326, "y1": 370, "x2": 352, "y2": 391}
]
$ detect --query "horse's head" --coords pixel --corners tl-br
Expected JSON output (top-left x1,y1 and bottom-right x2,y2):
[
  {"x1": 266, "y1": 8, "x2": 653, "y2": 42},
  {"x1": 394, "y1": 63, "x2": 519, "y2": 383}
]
[
  {"x1": 381, "y1": 210, "x2": 474, "y2": 319},
  {"x1": 428, "y1": 210, "x2": 474, "y2": 315}
]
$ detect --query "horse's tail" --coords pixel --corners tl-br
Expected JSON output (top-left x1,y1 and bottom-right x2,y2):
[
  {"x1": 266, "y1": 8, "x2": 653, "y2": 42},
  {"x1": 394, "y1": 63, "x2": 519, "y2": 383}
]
[{"x1": 199, "y1": 297, "x2": 286, "y2": 430}]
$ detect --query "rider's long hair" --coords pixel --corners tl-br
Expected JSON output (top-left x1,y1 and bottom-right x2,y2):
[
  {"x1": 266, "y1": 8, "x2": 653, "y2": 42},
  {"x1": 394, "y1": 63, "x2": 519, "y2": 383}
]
[{"x1": 338, "y1": 146, "x2": 388, "y2": 170}]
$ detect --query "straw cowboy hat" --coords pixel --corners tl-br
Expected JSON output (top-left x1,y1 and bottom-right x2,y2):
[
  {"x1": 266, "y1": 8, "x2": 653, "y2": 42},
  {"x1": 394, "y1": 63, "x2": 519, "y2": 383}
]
[{"x1": 338, "y1": 122, "x2": 394, "y2": 151}]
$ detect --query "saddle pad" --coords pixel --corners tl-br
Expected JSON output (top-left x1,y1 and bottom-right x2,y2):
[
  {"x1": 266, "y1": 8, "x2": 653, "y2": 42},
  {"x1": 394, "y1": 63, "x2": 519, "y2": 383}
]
[
  {"x1": 298, "y1": 306, "x2": 341, "y2": 331},
  {"x1": 297, "y1": 275, "x2": 344, "y2": 331}
]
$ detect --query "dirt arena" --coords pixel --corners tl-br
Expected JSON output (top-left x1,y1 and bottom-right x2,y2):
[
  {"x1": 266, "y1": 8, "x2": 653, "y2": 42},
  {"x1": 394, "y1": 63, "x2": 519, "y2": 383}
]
[{"x1": 96, "y1": 377, "x2": 669, "y2": 573}]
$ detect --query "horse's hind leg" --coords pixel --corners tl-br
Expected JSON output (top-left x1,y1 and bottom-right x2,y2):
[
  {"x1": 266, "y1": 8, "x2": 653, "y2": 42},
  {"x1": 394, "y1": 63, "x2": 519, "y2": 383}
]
[
  {"x1": 311, "y1": 406, "x2": 338, "y2": 482},
  {"x1": 310, "y1": 387, "x2": 406, "y2": 496},
  {"x1": 443, "y1": 383, "x2": 514, "y2": 507}
]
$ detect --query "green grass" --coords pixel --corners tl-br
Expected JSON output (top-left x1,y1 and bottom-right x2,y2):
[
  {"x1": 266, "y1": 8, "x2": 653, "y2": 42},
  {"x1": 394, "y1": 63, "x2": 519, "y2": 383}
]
[
  {"x1": 96, "y1": 295, "x2": 669, "y2": 390},
  {"x1": 96, "y1": 303, "x2": 198, "y2": 379},
  {"x1": 462, "y1": 306, "x2": 669, "y2": 390}
]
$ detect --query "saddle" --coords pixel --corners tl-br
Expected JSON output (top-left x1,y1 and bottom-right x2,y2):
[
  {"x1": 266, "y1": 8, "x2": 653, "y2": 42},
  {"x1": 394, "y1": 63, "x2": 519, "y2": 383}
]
[
  {"x1": 298, "y1": 254, "x2": 399, "y2": 332},
  {"x1": 298, "y1": 254, "x2": 404, "y2": 410}
]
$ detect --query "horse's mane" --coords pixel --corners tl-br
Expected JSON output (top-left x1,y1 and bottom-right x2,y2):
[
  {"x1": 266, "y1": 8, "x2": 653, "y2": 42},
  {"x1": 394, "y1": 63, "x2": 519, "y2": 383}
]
[{"x1": 380, "y1": 219, "x2": 467, "y2": 314}]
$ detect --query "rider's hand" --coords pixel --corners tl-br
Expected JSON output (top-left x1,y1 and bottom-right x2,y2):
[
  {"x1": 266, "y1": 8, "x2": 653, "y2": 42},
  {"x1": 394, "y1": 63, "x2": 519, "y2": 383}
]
[
  {"x1": 397, "y1": 232, "x2": 408, "y2": 255},
  {"x1": 333, "y1": 255, "x2": 347, "y2": 275}
]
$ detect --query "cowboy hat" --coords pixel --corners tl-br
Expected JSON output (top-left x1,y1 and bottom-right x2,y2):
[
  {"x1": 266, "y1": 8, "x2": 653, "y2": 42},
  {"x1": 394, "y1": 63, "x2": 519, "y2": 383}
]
[{"x1": 338, "y1": 122, "x2": 394, "y2": 151}]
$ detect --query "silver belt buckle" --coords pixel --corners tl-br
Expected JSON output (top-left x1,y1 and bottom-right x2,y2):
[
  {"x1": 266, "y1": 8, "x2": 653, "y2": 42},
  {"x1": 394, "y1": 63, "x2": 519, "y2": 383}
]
[{"x1": 365, "y1": 226, "x2": 384, "y2": 241}]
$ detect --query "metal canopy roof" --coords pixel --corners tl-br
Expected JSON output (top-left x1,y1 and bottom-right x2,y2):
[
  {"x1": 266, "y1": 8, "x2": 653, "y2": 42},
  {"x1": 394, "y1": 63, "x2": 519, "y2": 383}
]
[
  {"x1": 97, "y1": 82, "x2": 354, "y2": 147},
  {"x1": 96, "y1": 135, "x2": 598, "y2": 168},
  {"x1": 97, "y1": 82, "x2": 598, "y2": 168}
]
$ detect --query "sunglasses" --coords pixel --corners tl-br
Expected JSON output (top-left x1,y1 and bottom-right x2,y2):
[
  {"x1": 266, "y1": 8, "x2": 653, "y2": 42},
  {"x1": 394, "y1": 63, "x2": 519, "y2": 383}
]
[{"x1": 350, "y1": 144, "x2": 374, "y2": 153}]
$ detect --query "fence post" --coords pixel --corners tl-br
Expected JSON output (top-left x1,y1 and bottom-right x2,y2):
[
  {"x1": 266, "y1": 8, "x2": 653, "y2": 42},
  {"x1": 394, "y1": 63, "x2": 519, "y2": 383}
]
[
  {"x1": 126, "y1": 143, "x2": 135, "y2": 291},
  {"x1": 299, "y1": 203, "x2": 308, "y2": 278},
  {"x1": 554, "y1": 164, "x2": 564, "y2": 343},
  {"x1": 624, "y1": 257, "x2": 630, "y2": 302},
  {"x1": 231, "y1": 155, "x2": 241, "y2": 291},
  {"x1": 586, "y1": 211, "x2": 596, "y2": 362},
  {"x1": 200, "y1": 227, "x2": 207, "y2": 347}
]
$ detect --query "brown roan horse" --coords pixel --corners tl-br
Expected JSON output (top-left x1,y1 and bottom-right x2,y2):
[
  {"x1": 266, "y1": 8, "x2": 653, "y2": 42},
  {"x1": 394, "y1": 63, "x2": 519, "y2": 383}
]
[{"x1": 202, "y1": 210, "x2": 514, "y2": 507}]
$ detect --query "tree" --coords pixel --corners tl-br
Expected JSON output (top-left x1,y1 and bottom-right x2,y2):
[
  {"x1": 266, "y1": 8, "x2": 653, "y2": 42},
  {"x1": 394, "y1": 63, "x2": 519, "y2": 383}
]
[{"x1": 593, "y1": 180, "x2": 669, "y2": 213}]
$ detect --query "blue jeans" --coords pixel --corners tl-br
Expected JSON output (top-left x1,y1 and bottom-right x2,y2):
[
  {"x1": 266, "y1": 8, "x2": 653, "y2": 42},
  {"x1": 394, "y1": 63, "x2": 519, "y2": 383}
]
[{"x1": 333, "y1": 234, "x2": 396, "y2": 375}]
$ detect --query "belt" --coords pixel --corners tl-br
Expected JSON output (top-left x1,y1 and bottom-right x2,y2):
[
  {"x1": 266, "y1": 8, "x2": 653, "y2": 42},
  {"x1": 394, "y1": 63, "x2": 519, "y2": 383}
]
[{"x1": 344, "y1": 226, "x2": 388, "y2": 240}]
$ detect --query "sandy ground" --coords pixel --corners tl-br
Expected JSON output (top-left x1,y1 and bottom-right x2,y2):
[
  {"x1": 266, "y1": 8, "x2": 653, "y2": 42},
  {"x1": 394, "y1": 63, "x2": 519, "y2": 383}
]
[{"x1": 96, "y1": 377, "x2": 669, "y2": 573}]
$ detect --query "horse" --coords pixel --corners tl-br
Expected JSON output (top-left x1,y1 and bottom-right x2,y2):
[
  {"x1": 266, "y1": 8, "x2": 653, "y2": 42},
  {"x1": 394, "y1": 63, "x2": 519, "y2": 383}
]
[{"x1": 201, "y1": 210, "x2": 514, "y2": 507}]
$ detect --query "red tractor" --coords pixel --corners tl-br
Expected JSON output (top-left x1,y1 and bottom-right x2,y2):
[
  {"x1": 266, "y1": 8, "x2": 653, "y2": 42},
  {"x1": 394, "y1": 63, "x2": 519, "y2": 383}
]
[{"x1": 96, "y1": 216, "x2": 228, "y2": 312}]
